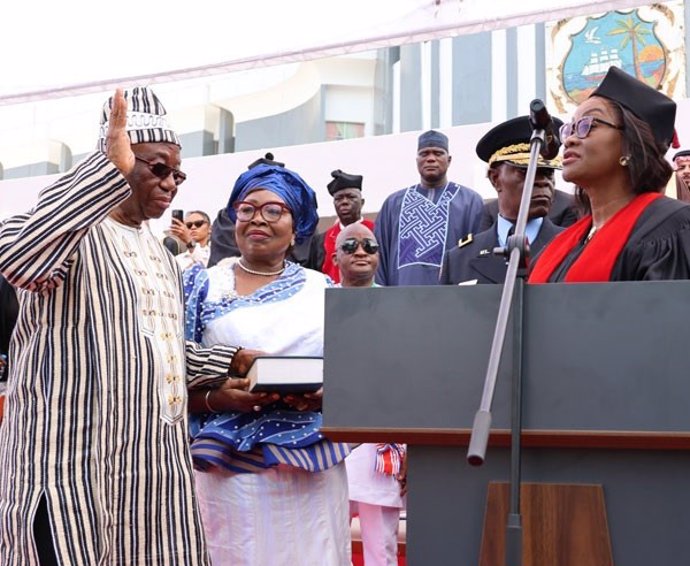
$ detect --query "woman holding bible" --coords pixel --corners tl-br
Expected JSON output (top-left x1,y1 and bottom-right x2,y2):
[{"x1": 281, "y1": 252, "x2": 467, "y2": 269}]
[
  {"x1": 184, "y1": 164, "x2": 350, "y2": 566},
  {"x1": 529, "y1": 66, "x2": 690, "y2": 283}
]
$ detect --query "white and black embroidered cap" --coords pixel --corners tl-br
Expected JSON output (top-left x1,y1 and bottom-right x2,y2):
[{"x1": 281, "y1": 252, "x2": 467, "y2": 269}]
[{"x1": 97, "y1": 86, "x2": 180, "y2": 152}]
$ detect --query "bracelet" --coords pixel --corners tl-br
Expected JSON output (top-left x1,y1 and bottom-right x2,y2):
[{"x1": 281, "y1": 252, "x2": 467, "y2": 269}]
[{"x1": 204, "y1": 389, "x2": 219, "y2": 413}]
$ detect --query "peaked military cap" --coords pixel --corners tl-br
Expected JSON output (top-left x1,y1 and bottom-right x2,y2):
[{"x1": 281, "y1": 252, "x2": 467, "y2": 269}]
[{"x1": 476, "y1": 115, "x2": 563, "y2": 169}]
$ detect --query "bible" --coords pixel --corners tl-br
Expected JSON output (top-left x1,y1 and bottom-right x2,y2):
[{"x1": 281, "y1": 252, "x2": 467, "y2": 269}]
[{"x1": 247, "y1": 356, "x2": 323, "y2": 393}]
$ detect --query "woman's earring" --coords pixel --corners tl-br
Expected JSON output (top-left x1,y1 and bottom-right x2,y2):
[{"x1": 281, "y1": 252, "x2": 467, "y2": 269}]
[
  {"x1": 619, "y1": 155, "x2": 630, "y2": 167},
  {"x1": 290, "y1": 237, "x2": 296, "y2": 247}
]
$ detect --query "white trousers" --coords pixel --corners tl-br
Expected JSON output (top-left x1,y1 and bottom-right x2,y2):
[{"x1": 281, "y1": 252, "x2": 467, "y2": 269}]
[{"x1": 351, "y1": 501, "x2": 400, "y2": 566}]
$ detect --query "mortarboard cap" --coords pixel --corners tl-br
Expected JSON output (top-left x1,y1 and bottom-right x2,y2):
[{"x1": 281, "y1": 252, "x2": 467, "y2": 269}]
[
  {"x1": 417, "y1": 130, "x2": 448, "y2": 152},
  {"x1": 327, "y1": 169, "x2": 363, "y2": 195},
  {"x1": 592, "y1": 66, "x2": 676, "y2": 149},
  {"x1": 248, "y1": 152, "x2": 285, "y2": 169},
  {"x1": 476, "y1": 115, "x2": 563, "y2": 169}
]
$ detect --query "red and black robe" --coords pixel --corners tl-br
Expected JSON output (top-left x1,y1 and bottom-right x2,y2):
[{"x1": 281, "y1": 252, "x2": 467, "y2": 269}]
[{"x1": 529, "y1": 194, "x2": 690, "y2": 283}]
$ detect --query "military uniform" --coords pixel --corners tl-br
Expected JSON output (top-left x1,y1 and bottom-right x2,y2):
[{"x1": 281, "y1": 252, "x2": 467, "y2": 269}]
[{"x1": 441, "y1": 218, "x2": 562, "y2": 284}]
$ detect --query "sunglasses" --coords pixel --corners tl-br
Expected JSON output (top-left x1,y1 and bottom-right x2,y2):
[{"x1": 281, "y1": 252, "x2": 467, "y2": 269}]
[
  {"x1": 135, "y1": 156, "x2": 187, "y2": 185},
  {"x1": 339, "y1": 237, "x2": 379, "y2": 255},
  {"x1": 185, "y1": 220, "x2": 208, "y2": 229},
  {"x1": 233, "y1": 201, "x2": 291, "y2": 223},
  {"x1": 559, "y1": 116, "x2": 623, "y2": 140}
]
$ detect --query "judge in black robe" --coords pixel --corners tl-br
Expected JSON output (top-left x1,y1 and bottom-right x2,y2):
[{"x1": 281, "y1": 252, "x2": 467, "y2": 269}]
[
  {"x1": 529, "y1": 67, "x2": 690, "y2": 284},
  {"x1": 533, "y1": 196, "x2": 690, "y2": 282},
  {"x1": 441, "y1": 114, "x2": 564, "y2": 285}
]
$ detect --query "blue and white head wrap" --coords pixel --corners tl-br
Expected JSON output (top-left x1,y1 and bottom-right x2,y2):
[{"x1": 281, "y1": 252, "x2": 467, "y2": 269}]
[{"x1": 226, "y1": 164, "x2": 319, "y2": 244}]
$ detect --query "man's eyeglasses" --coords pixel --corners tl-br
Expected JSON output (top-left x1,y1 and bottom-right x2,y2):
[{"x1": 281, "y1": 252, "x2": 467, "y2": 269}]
[
  {"x1": 559, "y1": 116, "x2": 623, "y2": 140},
  {"x1": 233, "y1": 201, "x2": 291, "y2": 223},
  {"x1": 185, "y1": 220, "x2": 208, "y2": 229},
  {"x1": 135, "y1": 156, "x2": 187, "y2": 185},
  {"x1": 339, "y1": 237, "x2": 379, "y2": 255}
]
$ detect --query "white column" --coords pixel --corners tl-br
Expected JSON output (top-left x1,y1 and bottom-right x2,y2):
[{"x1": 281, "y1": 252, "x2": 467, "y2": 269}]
[{"x1": 491, "y1": 29, "x2": 507, "y2": 123}]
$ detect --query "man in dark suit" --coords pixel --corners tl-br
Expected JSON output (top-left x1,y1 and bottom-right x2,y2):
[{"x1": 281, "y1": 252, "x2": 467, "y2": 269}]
[{"x1": 440, "y1": 116, "x2": 564, "y2": 285}]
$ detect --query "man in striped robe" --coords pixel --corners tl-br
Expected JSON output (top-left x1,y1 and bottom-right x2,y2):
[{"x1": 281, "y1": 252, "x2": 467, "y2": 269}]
[{"x1": 0, "y1": 88, "x2": 245, "y2": 566}]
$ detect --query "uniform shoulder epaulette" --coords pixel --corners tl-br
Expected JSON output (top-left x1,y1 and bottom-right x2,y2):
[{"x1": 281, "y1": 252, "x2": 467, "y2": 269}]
[{"x1": 457, "y1": 234, "x2": 473, "y2": 248}]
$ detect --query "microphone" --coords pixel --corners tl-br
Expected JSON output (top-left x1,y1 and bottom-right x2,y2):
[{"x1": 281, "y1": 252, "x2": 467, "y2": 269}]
[{"x1": 529, "y1": 99, "x2": 561, "y2": 160}]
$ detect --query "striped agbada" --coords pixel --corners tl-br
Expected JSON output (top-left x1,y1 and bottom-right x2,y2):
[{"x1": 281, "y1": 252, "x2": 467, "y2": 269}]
[{"x1": 0, "y1": 152, "x2": 237, "y2": 566}]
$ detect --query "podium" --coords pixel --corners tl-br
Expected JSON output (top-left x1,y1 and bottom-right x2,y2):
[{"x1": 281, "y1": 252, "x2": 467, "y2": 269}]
[{"x1": 321, "y1": 282, "x2": 690, "y2": 566}]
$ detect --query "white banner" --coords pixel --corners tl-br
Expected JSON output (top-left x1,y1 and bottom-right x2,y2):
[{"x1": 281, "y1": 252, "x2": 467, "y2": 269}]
[{"x1": 1, "y1": 0, "x2": 652, "y2": 104}]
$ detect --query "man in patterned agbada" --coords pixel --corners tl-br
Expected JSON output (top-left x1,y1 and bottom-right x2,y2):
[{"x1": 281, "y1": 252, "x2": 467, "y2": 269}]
[{"x1": 374, "y1": 130, "x2": 484, "y2": 285}]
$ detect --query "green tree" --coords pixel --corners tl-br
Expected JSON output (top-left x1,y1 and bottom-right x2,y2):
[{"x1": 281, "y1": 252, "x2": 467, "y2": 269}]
[{"x1": 608, "y1": 15, "x2": 651, "y2": 80}]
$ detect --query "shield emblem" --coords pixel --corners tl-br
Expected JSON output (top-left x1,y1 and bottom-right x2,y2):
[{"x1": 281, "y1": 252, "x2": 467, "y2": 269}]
[{"x1": 561, "y1": 9, "x2": 667, "y2": 104}]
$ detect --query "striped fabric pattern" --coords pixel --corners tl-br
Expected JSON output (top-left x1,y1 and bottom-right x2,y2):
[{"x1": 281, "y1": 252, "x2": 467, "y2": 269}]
[
  {"x1": 191, "y1": 434, "x2": 351, "y2": 474},
  {"x1": 97, "y1": 87, "x2": 180, "y2": 153},
  {"x1": 0, "y1": 152, "x2": 236, "y2": 566}
]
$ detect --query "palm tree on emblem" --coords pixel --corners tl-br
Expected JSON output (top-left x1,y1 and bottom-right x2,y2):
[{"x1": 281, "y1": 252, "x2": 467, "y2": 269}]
[{"x1": 608, "y1": 15, "x2": 651, "y2": 81}]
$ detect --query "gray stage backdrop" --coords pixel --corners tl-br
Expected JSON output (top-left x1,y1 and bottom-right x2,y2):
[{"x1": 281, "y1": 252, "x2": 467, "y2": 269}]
[{"x1": 323, "y1": 282, "x2": 690, "y2": 566}]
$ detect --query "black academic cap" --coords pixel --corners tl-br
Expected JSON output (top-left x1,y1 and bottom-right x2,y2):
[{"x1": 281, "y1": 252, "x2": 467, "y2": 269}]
[
  {"x1": 247, "y1": 152, "x2": 285, "y2": 169},
  {"x1": 417, "y1": 130, "x2": 448, "y2": 151},
  {"x1": 475, "y1": 115, "x2": 563, "y2": 169},
  {"x1": 327, "y1": 169, "x2": 363, "y2": 196},
  {"x1": 592, "y1": 66, "x2": 676, "y2": 148}
]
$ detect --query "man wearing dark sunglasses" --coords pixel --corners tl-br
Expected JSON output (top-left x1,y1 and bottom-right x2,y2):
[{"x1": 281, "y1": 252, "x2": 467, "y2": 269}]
[
  {"x1": 169, "y1": 210, "x2": 212, "y2": 270},
  {"x1": 309, "y1": 169, "x2": 374, "y2": 284},
  {"x1": 332, "y1": 223, "x2": 380, "y2": 288},
  {"x1": 0, "y1": 87, "x2": 243, "y2": 566},
  {"x1": 334, "y1": 222, "x2": 407, "y2": 566},
  {"x1": 441, "y1": 116, "x2": 564, "y2": 285}
]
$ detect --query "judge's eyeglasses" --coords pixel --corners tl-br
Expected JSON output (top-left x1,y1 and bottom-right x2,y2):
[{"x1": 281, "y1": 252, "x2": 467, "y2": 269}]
[
  {"x1": 559, "y1": 116, "x2": 623, "y2": 140},
  {"x1": 339, "y1": 237, "x2": 379, "y2": 255},
  {"x1": 134, "y1": 156, "x2": 187, "y2": 185}
]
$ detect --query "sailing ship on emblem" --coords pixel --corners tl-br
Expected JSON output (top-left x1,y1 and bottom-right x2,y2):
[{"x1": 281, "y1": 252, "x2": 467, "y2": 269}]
[{"x1": 581, "y1": 49, "x2": 623, "y2": 82}]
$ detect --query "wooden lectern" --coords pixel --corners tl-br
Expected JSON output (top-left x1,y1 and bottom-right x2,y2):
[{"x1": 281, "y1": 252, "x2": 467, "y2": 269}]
[{"x1": 321, "y1": 282, "x2": 690, "y2": 566}]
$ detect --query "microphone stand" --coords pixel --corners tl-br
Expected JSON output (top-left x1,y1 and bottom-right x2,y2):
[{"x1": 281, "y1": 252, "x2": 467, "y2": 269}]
[{"x1": 467, "y1": 112, "x2": 551, "y2": 566}]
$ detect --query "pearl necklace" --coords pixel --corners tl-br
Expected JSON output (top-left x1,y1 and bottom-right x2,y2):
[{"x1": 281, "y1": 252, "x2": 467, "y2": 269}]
[{"x1": 236, "y1": 258, "x2": 285, "y2": 277}]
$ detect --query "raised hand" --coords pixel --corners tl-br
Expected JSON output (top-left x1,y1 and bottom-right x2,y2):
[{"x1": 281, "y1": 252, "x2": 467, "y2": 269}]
[{"x1": 105, "y1": 89, "x2": 135, "y2": 178}]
